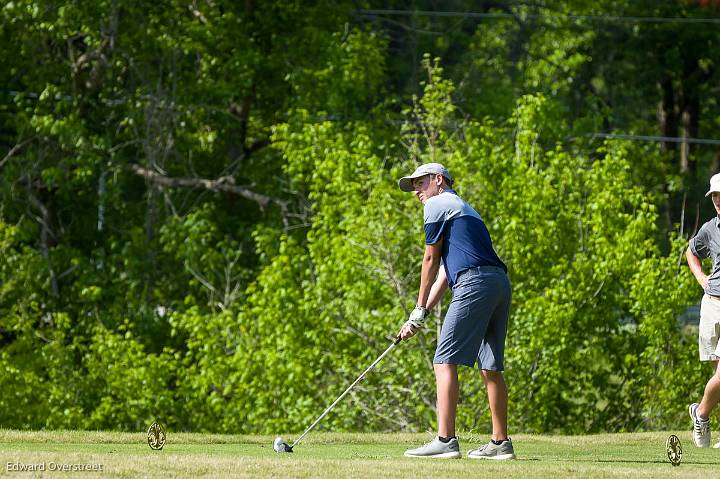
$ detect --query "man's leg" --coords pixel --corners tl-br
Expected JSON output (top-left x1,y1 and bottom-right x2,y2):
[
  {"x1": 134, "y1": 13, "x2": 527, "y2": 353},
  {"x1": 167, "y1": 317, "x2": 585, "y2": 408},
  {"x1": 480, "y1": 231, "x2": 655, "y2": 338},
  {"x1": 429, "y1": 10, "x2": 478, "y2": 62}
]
[
  {"x1": 468, "y1": 368, "x2": 515, "y2": 460},
  {"x1": 404, "y1": 363, "x2": 461, "y2": 458},
  {"x1": 690, "y1": 360, "x2": 718, "y2": 447},
  {"x1": 481, "y1": 369, "x2": 508, "y2": 441},
  {"x1": 697, "y1": 295, "x2": 720, "y2": 420},
  {"x1": 698, "y1": 360, "x2": 720, "y2": 419},
  {"x1": 434, "y1": 363, "x2": 458, "y2": 438}
]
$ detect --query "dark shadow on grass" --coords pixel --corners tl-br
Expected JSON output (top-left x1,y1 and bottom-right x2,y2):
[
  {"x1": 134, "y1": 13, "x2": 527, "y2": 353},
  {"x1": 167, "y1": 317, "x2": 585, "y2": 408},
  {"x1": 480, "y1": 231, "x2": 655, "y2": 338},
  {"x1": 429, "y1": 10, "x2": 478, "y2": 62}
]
[
  {"x1": 585, "y1": 459, "x2": 716, "y2": 465},
  {"x1": 519, "y1": 457, "x2": 716, "y2": 465}
]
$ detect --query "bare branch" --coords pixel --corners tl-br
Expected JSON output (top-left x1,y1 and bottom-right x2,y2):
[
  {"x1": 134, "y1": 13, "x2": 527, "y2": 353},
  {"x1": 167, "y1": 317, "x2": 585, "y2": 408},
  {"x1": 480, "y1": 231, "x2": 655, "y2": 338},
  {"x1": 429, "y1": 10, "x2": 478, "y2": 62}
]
[
  {"x1": 185, "y1": 263, "x2": 217, "y2": 294},
  {"x1": 27, "y1": 190, "x2": 59, "y2": 297},
  {"x1": 1, "y1": 138, "x2": 34, "y2": 170},
  {"x1": 129, "y1": 164, "x2": 289, "y2": 214},
  {"x1": 246, "y1": 138, "x2": 270, "y2": 154},
  {"x1": 190, "y1": 0, "x2": 209, "y2": 24}
]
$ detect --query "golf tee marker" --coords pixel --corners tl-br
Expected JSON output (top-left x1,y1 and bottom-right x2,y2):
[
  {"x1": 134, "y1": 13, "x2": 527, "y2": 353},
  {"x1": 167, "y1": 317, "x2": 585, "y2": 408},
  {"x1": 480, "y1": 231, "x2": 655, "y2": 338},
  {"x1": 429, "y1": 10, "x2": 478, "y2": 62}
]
[
  {"x1": 665, "y1": 435, "x2": 681, "y2": 466},
  {"x1": 147, "y1": 420, "x2": 166, "y2": 450}
]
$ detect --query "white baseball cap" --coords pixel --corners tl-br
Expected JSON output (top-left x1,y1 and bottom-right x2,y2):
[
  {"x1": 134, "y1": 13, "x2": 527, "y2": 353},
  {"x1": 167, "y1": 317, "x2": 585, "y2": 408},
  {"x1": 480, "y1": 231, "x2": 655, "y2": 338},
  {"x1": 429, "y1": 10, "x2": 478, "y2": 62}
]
[
  {"x1": 398, "y1": 163, "x2": 453, "y2": 192},
  {"x1": 706, "y1": 173, "x2": 720, "y2": 197}
]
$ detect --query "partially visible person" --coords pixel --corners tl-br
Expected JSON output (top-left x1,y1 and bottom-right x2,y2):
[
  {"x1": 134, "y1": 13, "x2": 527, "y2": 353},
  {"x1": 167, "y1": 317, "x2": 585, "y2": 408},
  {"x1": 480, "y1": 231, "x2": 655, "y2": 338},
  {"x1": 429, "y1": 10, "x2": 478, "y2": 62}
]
[{"x1": 686, "y1": 172, "x2": 720, "y2": 448}]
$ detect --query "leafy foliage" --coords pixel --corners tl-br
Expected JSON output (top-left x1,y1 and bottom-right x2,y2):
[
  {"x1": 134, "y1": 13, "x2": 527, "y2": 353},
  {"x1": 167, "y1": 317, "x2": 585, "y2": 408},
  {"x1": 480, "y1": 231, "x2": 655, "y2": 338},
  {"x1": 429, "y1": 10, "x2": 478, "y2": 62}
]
[{"x1": 0, "y1": 1, "x2": 717, "y2": 434}]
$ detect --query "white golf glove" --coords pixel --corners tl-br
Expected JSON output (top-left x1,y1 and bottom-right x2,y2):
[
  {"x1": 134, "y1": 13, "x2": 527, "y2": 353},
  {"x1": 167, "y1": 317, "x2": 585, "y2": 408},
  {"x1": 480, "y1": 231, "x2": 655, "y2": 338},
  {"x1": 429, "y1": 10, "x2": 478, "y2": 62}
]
[{"x1": 407, "y1": 306, "x2": 428, "y2": 328}]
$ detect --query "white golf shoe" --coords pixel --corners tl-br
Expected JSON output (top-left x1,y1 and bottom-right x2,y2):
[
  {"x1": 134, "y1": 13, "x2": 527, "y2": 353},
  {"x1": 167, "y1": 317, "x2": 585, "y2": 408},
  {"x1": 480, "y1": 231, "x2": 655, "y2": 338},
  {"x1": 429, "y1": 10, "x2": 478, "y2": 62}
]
[
  {"x1": 689, "y1": 403, "x2": 711, "y2": 448},
  {"x1": 467, "y1": 438, "x2": 516, "y2": 460},
  {"x1": 404, "y1": 437, "x2": 461, "y2": 458}
]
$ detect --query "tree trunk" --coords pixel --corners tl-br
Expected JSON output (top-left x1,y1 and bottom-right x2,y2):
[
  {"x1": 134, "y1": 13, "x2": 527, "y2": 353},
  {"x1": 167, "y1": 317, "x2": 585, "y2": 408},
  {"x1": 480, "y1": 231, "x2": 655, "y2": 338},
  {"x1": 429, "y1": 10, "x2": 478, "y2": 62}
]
[
  {"x1": 680, "y1": 95, "x2": 700, "y2": 175},
  {"x1": 657, "y1": 76, "x2": 677, "y2": 153}
]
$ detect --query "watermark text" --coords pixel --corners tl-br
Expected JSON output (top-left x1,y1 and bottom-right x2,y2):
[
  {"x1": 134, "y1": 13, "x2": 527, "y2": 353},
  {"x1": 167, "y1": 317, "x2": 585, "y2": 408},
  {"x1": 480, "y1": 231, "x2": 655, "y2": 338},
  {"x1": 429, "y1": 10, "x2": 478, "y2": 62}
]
[{"x1": 7, "y1": 462, "x2": 104, "y2": 472}]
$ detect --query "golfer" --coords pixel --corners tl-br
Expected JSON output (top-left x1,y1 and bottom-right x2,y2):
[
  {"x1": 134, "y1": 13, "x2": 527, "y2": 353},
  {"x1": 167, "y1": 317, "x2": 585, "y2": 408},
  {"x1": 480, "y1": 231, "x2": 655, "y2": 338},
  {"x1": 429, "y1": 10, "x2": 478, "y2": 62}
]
[
  {"x1": 396, "y1": 163, "x2": 515, "y2": 459},
  {"x1": 687, "y1": 172, "x2": 720, "y2": 448}
]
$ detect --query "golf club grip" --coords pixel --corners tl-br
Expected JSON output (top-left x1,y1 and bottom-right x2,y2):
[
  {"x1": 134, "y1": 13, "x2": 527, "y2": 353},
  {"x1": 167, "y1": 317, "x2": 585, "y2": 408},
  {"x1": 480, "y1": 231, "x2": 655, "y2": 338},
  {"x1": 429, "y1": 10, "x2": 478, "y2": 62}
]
[{"x1": 393, "y1": 335, "x2": 402, "y2": 345}]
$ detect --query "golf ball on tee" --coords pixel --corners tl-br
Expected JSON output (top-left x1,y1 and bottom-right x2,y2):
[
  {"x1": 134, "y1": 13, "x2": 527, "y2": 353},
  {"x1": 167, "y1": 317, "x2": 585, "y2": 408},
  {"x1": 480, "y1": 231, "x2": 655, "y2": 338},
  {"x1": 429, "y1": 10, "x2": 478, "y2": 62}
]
[{"x1": 273, "y1": 437, "x2": 283, "y2": 451}]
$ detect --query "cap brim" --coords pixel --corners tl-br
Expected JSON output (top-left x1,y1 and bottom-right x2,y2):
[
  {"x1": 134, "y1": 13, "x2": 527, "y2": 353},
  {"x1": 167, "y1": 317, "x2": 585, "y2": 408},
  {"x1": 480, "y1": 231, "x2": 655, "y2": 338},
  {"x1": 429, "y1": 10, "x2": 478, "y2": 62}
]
[
  {"x1": 398, "y1": 176, "x2": 415, "y2": 192},
  {"x1": 706, "y1": 189, "x2": 720, "y2": 197}
]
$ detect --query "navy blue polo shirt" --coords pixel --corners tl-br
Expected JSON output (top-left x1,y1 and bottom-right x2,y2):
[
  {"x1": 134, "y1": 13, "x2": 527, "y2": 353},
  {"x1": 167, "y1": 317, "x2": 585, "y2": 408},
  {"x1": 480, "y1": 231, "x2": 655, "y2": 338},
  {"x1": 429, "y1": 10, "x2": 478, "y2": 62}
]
[{"x1": 423, "y1": 190, "x2": 506, "y2": 288}]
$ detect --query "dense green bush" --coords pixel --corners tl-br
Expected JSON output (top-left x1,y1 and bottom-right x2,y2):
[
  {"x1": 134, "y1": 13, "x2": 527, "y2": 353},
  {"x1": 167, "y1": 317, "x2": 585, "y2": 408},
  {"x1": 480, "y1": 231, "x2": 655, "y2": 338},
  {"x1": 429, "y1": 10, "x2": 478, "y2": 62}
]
[{"x1": 1, "y1": 1, "x2": 716, "y2": 434}]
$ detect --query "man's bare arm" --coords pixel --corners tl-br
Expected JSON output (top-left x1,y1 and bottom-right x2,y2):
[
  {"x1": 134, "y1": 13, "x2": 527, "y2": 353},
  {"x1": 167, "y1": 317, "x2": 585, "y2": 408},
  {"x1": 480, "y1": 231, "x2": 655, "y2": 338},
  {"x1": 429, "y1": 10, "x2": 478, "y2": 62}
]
[
  {"x1": 426, "y1": 266, "x2": 448, "y2": 310},
  {"x1": 687, "y1": 246, "x2": 709, "y2": 289},
  {"x1": 417, "y1": 240, "x2": 443, "y2": 308}
]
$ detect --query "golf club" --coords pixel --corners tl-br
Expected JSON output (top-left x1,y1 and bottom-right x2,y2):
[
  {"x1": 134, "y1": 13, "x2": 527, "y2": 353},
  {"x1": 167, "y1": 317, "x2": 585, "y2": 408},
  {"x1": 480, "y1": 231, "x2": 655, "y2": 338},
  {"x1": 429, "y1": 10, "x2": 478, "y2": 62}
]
[{"x1": 273, "y1": 335, "x2": 402, "y2": 453}]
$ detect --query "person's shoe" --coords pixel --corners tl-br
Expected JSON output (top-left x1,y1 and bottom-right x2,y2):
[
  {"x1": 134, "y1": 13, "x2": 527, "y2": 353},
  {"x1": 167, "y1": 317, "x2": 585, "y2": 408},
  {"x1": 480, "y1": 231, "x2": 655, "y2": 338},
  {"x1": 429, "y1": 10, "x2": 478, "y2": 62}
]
[
  {"x1": 404, "y1": 436, "x2": 461, "y2": 458},
  {"x1": 467, "y1": 438, "x2": 516, "y2": 460},
  {"x1": 689, "y1": 403, "x2": 711, "y2": 448}
]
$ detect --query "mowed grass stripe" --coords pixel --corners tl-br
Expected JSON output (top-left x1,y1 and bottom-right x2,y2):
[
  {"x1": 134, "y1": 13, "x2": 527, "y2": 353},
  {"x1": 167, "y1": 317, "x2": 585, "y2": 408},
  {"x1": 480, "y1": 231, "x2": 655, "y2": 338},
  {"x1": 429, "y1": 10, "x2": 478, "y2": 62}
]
[{"x1": 0, "y1": 431, "x2": 718, "y2": 478}]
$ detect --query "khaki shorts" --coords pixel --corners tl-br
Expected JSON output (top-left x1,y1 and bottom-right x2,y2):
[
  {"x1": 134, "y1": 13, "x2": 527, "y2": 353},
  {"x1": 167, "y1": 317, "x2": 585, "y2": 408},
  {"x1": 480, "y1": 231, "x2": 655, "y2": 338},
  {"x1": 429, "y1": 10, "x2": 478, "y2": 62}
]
[{"x1": 699, "y1": 294, "x2": 720, "y2": 361}]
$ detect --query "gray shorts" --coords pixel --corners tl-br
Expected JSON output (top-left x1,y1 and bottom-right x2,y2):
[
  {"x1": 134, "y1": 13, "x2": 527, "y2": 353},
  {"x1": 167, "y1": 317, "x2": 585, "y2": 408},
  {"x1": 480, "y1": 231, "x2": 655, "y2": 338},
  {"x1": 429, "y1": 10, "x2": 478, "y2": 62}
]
[{"x1": 433, "y1": 266, "x2": 511, "y2": 370}]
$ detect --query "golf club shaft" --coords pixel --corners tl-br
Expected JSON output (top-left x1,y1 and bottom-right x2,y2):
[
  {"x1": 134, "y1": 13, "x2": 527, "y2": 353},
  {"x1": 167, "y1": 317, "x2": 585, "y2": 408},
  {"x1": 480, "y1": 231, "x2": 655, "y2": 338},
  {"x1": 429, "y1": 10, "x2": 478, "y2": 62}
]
[{"x1": 291, "y1": 336, "x2": 401, "y2": 448}]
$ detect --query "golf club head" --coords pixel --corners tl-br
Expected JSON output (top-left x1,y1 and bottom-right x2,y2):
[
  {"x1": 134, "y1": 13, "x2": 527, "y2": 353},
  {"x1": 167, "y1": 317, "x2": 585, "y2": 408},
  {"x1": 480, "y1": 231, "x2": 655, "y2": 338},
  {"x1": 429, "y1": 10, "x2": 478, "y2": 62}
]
[{"x1": 273, "y1": 437, "x2": 293, "y2": 453}]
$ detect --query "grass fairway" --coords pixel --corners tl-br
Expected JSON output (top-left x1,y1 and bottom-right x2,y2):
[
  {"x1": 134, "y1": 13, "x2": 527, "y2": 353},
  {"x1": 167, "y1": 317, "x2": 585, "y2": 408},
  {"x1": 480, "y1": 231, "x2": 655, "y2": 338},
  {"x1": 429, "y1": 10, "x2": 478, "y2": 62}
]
[{"x1": 0, "y1": 429, "x2": 717, "y2": 478}]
